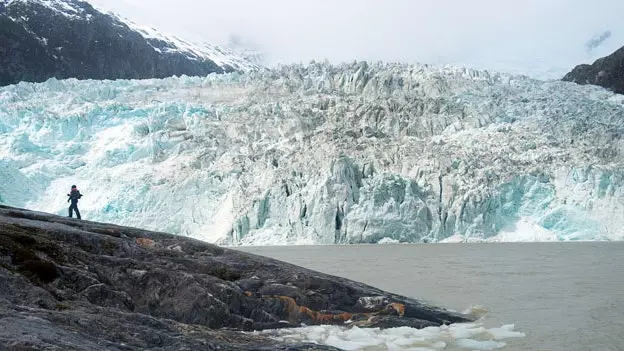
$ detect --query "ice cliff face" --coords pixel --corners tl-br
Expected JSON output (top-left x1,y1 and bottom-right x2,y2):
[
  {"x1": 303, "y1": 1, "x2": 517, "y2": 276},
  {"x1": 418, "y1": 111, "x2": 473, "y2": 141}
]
[
  {"x1": 1, "y1": 61, "x2": 624, "y2": 245},
  {"x1": 0, "y1": 0, "x2": 257, "y2": 86}
]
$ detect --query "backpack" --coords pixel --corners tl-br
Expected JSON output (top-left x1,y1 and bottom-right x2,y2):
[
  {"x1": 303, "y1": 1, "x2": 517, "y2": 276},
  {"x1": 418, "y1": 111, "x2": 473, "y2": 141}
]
[{"x1": 68, "y1": 190, "x2": 82, "y2": 202}]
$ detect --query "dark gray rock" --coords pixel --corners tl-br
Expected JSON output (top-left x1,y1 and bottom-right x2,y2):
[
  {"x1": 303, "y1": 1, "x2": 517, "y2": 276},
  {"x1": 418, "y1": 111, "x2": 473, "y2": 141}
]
[
  {"x1": 0, "y1": 205, "x2": 473, "y2": 350},
  {"x1": 0, "y1": 0, "x2": 251, "y2": 87},
  {"x1": 562, "y1": 46, "x2": 624, "y2": 95}
]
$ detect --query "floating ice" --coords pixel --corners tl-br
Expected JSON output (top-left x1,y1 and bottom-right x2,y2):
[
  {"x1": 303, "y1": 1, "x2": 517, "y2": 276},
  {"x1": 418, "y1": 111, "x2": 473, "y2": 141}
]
[
  {"x1": 253, "y1": 322, "x2": 525, "y2": 350},
  {"x1": 1, "y1": 61, "x2": 624, "y2": 244}
]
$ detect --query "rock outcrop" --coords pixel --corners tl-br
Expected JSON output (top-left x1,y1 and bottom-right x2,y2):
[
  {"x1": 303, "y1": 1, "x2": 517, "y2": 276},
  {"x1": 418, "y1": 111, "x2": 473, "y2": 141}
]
[
  {"x1": 562, "y1": 46, "x2": 624, "y2": 94},
  {"x1": 0, "y1": 0, "x2": 257, "y2": 87},
  {"x1": 0, "y1": 205, "x2": 472, "y2": 350}
]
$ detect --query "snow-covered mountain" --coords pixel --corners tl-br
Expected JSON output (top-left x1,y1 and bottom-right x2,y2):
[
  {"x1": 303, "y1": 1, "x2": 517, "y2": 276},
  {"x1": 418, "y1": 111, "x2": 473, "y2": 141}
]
[
  {"x1": 226, "y1": 35, "x2": 267, "y2": 66},
  {"x1": 0, "y1": 0, "x2": 258, "y2": 86},
  {"x1": 1, "y1": 61, "x2": 624, "y2": 245}
]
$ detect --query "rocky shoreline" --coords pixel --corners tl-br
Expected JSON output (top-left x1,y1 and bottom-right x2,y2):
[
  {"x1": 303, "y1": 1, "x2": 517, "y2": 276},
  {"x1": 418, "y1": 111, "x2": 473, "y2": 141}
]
[{"x1": 0, "y1": 205, "x2": 472, "y2": 350}]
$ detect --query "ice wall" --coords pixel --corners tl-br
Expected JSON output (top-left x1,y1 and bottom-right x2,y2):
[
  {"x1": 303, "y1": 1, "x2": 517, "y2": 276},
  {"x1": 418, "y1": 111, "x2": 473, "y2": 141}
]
[{"x1": 1, "y1": 62, "x2": 624, "y2": 244}]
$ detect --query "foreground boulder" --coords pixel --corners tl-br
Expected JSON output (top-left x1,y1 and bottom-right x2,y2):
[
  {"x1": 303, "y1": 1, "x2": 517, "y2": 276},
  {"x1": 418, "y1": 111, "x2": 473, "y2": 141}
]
[
  {"x1": 0, "y1": 205, "x2": 472, "y2": 350},
  {"x1": 562, "y1": 46, "x2": 624, "y2": 94}
]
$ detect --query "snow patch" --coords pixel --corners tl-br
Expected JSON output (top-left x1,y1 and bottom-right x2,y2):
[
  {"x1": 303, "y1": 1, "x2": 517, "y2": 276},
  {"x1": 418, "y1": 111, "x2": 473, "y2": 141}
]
[{"x1": 115, "y1": 18, "x2": 258, "y2": 71}]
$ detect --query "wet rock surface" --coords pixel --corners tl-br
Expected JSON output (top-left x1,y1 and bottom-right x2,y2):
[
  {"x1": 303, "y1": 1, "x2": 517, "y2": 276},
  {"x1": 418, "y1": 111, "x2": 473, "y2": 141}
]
[
  {"x1": 0, "y1": 205, "x2": 472, "y2": 350},
  {"x1": 563, "y1": 46, "x2": 624, "y2": 94}
]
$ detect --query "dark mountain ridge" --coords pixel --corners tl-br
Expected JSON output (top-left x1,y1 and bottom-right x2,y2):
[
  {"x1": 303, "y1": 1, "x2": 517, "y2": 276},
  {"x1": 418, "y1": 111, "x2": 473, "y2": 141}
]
[
  {"x1": 0, "y1": 0, "x2": 257, "y2": 86},
  {"x1": 563, "y1": 45, "x2": 624, "y2": 95}
]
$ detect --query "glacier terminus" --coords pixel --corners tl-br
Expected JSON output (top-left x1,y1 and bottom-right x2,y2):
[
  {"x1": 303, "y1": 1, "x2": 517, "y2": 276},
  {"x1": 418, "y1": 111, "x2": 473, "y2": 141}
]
[{"x1": 1, "y1": 61, "x2": 624, "y2": 245}]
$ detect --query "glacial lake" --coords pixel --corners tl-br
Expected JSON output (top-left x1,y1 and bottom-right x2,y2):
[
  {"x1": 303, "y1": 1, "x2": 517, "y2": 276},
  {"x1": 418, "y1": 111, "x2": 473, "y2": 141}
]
[{"x1": 236, "y1": 242, "x2": 624, "y2": 351}]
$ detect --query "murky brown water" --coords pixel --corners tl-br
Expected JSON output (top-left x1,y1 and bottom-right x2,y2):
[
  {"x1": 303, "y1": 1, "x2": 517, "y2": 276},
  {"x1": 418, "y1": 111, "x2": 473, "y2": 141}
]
[{"x1": 236, "y1": 242, "x2": 624, "y2": 351}]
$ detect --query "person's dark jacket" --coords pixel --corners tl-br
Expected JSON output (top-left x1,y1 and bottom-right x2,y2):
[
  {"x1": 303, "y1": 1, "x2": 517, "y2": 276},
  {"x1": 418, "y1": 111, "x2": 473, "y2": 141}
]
[{"x1": 67, "y1": 190, "x2": 82, "y2": 204}]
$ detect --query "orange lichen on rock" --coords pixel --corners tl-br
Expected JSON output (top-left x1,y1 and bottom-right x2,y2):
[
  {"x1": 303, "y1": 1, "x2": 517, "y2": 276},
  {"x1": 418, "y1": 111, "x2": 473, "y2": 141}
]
[
  {"x1": 387, "y1": 303, "x2": 405, "y2": 317},
  {"x1": 135, "y1": 238, "x2": 156, "y2": 249},
  {"x1": 260, "y1": 295, "x2": 409, "y2": 325},
  {"x1": 314, "y1": 311, "x2": 355, "y2": 323},
  {"x1": 272, "y1": 296, "x2": 355, "y2": 323}
]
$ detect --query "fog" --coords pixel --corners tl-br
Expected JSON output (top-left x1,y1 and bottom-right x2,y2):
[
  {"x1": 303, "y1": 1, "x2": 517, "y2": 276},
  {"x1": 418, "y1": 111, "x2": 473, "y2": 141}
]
[{"x1": 89, "y1": 0, "x2": 624, "y2": 79}]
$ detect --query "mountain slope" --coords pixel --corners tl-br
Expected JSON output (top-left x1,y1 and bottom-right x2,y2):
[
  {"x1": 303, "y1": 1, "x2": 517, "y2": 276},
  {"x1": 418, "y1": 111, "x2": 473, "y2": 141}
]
[
  {"x1": 563, "y1": 45, "x2": 624, "y2": 95},
  {"x1": 1, "y1": 61, "x2": 624, "y2": 245},
  {"x1": 0, "y1": 0, "x2": 257, "y2": 86}
]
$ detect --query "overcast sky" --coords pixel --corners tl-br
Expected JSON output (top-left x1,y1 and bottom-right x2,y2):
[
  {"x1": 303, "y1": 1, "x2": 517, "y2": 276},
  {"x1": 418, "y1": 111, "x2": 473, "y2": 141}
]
[{"x1": 90, "y1": 0, "x2": 624, "y2": 79}]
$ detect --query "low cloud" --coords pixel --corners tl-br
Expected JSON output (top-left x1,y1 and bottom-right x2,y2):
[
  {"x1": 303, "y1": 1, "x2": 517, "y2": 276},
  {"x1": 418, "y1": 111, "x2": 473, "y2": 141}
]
[{"x1": 90, "y1": 0, "x2": 624, "y2": 78}]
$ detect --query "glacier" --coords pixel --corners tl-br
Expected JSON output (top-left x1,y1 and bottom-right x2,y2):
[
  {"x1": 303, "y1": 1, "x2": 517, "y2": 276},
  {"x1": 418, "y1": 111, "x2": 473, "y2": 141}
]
[{"x1": 1, "y1": 61, "x2": 624, "y2": 245}]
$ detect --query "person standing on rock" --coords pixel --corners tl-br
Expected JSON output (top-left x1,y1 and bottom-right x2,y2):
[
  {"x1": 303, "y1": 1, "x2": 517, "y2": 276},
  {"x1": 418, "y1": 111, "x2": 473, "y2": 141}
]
[{"x1": 67, "y1": 185, "x2": 83, "y2": 219}]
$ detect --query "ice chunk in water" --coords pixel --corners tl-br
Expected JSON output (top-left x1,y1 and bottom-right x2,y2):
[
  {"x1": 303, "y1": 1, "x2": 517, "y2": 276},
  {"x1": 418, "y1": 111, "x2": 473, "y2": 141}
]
[{"x1": 256, "y1": 321, "x2": 525, "y2": 350}]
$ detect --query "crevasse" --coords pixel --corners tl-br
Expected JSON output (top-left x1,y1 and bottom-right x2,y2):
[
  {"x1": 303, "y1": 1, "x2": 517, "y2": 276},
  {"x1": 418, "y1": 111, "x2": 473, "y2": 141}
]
[{"x1": 1, "y1": 61, "x2": 624, "y2": 244}]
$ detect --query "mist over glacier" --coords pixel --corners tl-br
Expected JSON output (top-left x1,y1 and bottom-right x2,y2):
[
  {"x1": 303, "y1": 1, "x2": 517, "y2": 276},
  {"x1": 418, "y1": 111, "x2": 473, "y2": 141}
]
[
  {"x1": 1, "y1": 62, "x2": 624, "y2": 244},
  {"x1": 88, "y1": 0, "x2": 624, "y2": 80}
]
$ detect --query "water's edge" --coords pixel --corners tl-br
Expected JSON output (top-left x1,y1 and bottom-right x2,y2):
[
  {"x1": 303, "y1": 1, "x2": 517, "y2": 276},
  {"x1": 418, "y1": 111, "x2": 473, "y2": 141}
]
[{"x1": 237, "y1": 242, "x2": 624, "y2": 351}]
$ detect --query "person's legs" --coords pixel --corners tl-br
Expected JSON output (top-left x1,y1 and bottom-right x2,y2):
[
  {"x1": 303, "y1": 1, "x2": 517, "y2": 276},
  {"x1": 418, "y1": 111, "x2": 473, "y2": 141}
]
[
  {"x1": 75, "y1": 206, "x2": 81, "y2": 220},
  {"x1": 68, "y1": 204, "x2": 74, "y2": 217}
]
